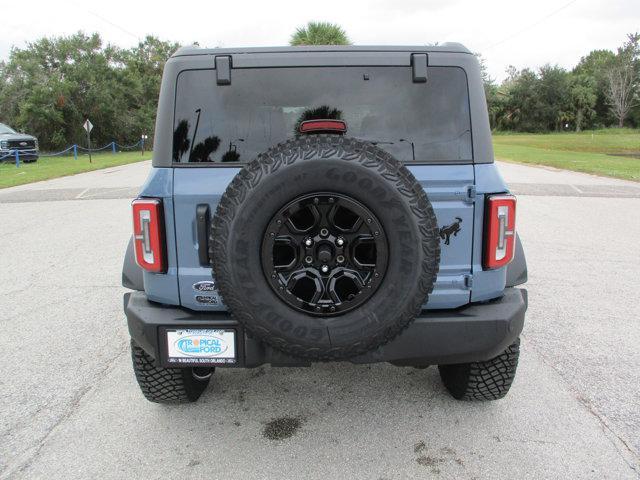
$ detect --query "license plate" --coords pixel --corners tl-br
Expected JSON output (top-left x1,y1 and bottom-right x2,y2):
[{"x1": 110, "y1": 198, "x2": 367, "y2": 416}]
[{"x1": 165, "y1": 328, "x2": 236, "y2": 365}]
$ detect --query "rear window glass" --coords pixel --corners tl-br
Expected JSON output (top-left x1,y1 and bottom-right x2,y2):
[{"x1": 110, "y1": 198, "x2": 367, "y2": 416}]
[{"x1": 173, "y1": 66, "x2": 471, "y2": 164}]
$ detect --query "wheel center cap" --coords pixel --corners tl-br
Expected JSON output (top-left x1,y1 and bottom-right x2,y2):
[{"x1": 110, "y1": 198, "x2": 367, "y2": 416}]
[{"x1": 317, "y1": 246, "x2": 333, "y2": 263}]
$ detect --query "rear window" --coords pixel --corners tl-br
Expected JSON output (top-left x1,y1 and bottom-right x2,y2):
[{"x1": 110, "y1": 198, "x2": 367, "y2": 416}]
[{"x1": 173, "y1": 66, "x2": 472, "y2": 164}]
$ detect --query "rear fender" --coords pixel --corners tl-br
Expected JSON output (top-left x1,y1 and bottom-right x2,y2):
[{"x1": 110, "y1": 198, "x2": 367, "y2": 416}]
[
  {"x1": 122, "y1": 237, "x2": 144, "y2": 291},
  {"x1": 506, "y1": 234, "x2": 527, "y2": 287}
]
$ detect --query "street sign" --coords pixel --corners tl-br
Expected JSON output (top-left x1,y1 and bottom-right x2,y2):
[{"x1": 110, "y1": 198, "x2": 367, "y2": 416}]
[{"x1": 83, "y1": 119, "x2": 93, "y2": 163}]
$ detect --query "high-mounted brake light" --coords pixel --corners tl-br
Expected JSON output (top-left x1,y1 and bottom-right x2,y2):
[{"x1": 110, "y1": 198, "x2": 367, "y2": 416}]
[
  {"x1": 299, "y1": 119, "x2": 347, "y2": 134},
  {"x1": 132, "y1": 198, "x2": 166, "y2": 273},
  {"x1": 483, "y1": 195, "x2": 516, "y2": 270}
]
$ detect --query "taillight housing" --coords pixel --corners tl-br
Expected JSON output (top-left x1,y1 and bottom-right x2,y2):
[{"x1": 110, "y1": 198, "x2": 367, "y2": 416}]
[
  {"x1": 483, "y1": 194, "x2": 516, "y2": 270},
  {"x1": 132, "y1": 198, "x2": 166, "y2": 273}
]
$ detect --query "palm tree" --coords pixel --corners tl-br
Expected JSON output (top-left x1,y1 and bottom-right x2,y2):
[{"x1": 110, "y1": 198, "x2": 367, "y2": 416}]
[
  {"x1": 290, "y1": 22, "x2": 351, "y2": 46},
  {"x1": 172, "y1": 119, "x2": 191, "y2": 162},
  {"x1": 293, "y1": 105, "x2": 343, "y2": 135}
]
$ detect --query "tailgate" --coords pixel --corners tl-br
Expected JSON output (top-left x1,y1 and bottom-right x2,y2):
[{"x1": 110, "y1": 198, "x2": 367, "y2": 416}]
[{"x1": 173, "y1": 165, "x2": 474, "y2": 311}]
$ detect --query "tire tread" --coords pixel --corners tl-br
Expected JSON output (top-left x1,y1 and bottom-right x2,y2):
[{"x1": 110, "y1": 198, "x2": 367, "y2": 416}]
[
  {"x1": 438, "y1": 339, "x2": 520, "y2": 401},
  {"x1": 130, "y1": 341, "x2": 209, "y2": 403}
]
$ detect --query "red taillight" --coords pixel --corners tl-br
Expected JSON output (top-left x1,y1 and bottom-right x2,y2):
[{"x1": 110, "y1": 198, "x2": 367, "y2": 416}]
[
  {"x1": 299, "y1": 119, "x2": 347, "y2": 134},
  {"x1": 132, "y1": 198, "x2": 166, "y2": 273},
  {"x1": 483, "y1": 195, "x2": 517, "y2": 270}
]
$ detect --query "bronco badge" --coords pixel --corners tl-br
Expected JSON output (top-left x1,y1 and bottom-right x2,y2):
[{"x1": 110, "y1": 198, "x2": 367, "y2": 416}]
[{"x1": 439, "y1": 217, "x2": 462, "y2": 245}]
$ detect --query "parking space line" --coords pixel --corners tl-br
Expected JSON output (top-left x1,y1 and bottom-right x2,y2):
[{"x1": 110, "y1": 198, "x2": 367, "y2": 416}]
[{"x1": 75, "y1": 188, "x2": 90, "y2": 199}]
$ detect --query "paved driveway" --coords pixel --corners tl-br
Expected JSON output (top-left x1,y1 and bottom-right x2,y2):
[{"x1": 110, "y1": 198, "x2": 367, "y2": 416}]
[{"x1": 1, "y1": 161, "x2": 638, "y2": 479}]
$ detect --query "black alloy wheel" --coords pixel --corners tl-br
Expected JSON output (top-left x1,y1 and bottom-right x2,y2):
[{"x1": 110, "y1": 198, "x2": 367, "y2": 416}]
[{"x1": 261, "y1": 192, "x2": 388, "y2": 316}]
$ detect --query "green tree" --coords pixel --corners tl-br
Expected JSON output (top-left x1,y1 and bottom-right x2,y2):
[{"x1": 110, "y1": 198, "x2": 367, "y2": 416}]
[
  {"x1": 479, "y1": 32, "x2": 640, "y2": 131},
  {"x1": 568, "y1": 74, "x2": 597, "y2": 131},
  {"x1": 493, "y1": 64, "x2": 599, "y2": 132},
  {"x1": 501, "y1": 68, "x2": 544, "y2": 131},
  {"x1": 0, "y1": 32, "x2": 118, "y2": 149},
  {"x1": 290, "y1": 22, "x2": 351, "y2": 46},
  {"x1": 0, "y1": 32, "x2": 178, "y2": 150},
  {"x1": 574, "y1": 49, "x2": 616, "y2": 127},
  {"x1": 477, "y1": 54, "x2": 506, "y2": 130},
  {"x1": 119, "y1": 36, "x2": 180, "y2": 146},
  {"x1": 532, "y1": 65, "x2": 570, "y2": 131}
]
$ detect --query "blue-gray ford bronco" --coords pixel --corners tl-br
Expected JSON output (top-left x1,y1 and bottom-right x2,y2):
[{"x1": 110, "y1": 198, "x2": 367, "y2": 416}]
[{"x1": 122, "y1": 44, "x2": 528, "y2": 403}]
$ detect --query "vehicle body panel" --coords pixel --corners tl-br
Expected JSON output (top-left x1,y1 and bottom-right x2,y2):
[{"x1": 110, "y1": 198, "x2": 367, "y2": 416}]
[
  {"x1": 138, "y1": 168, "x2": 180, "y2": 305},
  {"x1": 138, "y1": 162, "x2": 512, "y2": 311},
  {"x1": 169, "y1": 164, "x2": 479, "y2": 311}
]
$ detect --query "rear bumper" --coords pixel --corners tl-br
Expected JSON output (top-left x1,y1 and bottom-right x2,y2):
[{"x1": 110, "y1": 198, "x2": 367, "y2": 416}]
[{"x1": 124, "y1": 288, "x2": 527, "y2": 367}]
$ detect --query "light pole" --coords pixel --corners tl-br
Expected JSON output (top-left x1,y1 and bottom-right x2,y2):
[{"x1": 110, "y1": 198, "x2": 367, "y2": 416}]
[
  {"x1": 188, "y1": 108, "x2": 202, "y2": 161},
  {"x1": 399, "y1": 139, "x2": 415, "y2": 161},
  {"x1": 229, "y1": 138, "x2": 245, "y2": 152}
]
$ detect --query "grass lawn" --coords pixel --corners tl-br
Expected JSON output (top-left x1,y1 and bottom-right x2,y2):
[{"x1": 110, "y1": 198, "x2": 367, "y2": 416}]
[
  {"x1": 0, "y1": 151, "x2": 151, "y2": 189},
  {"x1": 493, "y1": 129, "x2": 640, "y2": 181}
]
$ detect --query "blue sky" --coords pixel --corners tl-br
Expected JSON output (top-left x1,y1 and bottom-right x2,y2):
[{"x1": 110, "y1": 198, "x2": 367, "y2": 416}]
[{"x1": 1, "y1": 0, "x2": 638, "y2": 81}]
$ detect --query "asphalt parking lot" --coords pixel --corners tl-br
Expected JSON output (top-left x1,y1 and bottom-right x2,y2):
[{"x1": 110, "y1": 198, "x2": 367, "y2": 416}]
[{"x1": 1, "y1": 161, "x2": 639, "y2": 479}]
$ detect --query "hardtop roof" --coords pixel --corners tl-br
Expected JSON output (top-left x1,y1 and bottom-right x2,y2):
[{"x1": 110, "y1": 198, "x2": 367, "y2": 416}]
[{"x1": 172, "y1": 43, "x2": 472, "y2": 58}]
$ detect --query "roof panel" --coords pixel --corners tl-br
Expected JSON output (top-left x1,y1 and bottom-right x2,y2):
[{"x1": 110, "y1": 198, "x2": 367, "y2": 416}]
[{"x1": 172, "y1": 43, "x2": 471, "y2": 58}]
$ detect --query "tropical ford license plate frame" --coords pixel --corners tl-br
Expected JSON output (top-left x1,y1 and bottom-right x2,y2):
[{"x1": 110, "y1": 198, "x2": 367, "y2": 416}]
[{"x1": 161, "y1": 328, "x2": 237, "y2": 366}]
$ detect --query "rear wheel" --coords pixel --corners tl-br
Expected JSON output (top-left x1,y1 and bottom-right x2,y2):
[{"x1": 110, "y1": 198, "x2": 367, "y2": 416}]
[
  {"x1": 438, "y1": 339, "x2": 520, "y2": 401},
  {"x1": 130, "y1": 341, "x2": 213, "y2": 403}
]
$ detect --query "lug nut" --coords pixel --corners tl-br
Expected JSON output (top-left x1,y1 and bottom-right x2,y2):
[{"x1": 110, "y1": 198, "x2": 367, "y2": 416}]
[
  {"x1": 320, "y1": 228, "x2": 329, "y2": 237},
  {"x1": 304, "y1": 237, "x2": 313, "y2": 247},
  {"x1": 336, "y1": 255, "x2": 345, "y2": 264},
  {"x1": 321, "y1": 264, "x2": 329, "y2": 274},
  {"x1": 336, "y1": 237, "x2": 345, "y2": 246},
  {"x1": 305, "y1": 255, "x2": 313, "y2": 264}
]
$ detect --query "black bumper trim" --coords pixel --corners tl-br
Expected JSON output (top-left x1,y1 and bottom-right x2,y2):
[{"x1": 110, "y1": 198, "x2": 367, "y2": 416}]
[{"x1": 124, "y1": 288, "x2": 527, "y2": 368}]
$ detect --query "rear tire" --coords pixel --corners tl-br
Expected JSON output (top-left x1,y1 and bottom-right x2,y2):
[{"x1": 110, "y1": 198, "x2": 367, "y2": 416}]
[
  {"x1": 438, "y1": 339, "x2": 520, "y2": 401},
  {"x1": 130, "y1": 341, "x2": 212, "y2": 403}
]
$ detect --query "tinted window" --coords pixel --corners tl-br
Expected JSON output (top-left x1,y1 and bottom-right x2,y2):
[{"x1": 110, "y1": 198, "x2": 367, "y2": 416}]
[{"x1": 173, "y1": 66, "x2": 471, "y2": 164}]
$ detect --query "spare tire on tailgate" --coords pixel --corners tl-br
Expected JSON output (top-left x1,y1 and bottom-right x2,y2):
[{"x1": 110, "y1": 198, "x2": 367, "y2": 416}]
[{"x1": 210, "y1": 135, "x2": 440, "y2": 360}]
